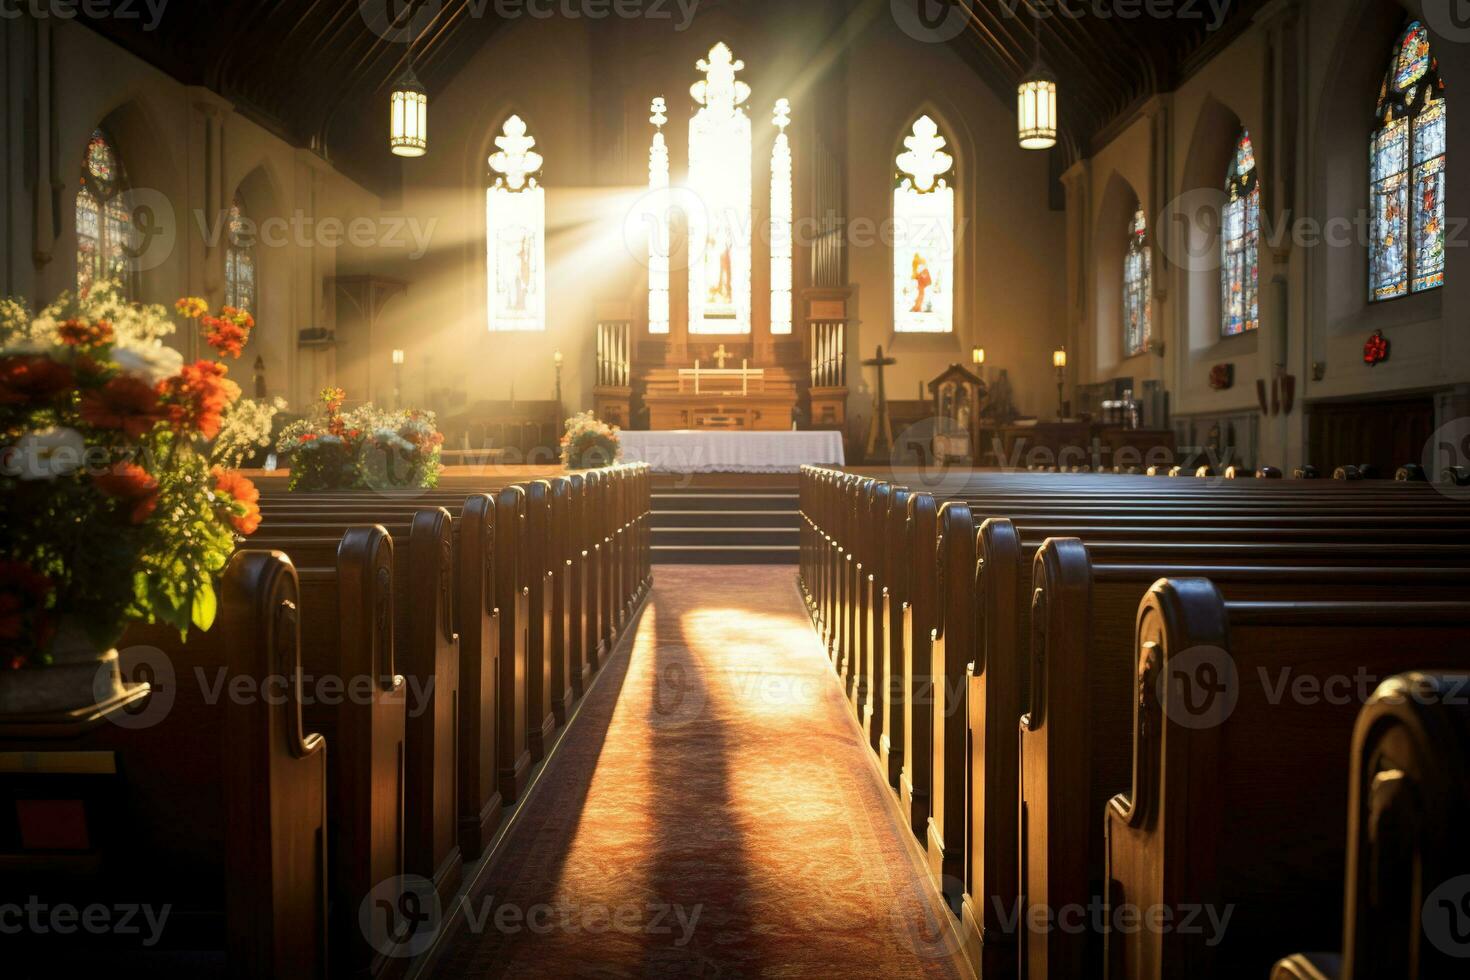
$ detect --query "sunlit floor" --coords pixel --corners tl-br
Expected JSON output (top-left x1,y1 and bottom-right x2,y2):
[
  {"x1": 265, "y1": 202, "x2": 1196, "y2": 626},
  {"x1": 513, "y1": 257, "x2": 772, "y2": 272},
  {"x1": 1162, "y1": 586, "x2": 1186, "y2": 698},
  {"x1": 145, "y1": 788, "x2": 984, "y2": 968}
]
[{"x1": 436, "y1": 567, "x2": 968, "y2": 979}]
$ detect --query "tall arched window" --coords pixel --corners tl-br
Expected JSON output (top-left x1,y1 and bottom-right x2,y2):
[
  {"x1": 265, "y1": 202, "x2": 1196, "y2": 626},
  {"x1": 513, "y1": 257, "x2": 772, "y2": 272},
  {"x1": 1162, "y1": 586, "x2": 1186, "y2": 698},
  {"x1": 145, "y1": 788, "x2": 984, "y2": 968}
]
[
  {"x1": 224, "y1": 197, "x2": 257, "y2": 312},
  {"x1": 486, "y1": 115, "x2": 546, "y2": 332},
  {"x1": 688, "y1": 43, "x2": 752, "y2": 335},
  {"x1": 1123, "y1": 206, "x2": 1151, "y2": 356},
  {"x1": 1370, "y1": 21, "x2": 1446, "y2": 301},
  {"x1": 1221, "y1": 130, "x2": 1260, "y2": 337},
  {"x1": 894, "y1": 115, "x2": 955, "y2": 334},
  {"x1": 75, "y1": 128, "x2": 135, "y2": 298}
]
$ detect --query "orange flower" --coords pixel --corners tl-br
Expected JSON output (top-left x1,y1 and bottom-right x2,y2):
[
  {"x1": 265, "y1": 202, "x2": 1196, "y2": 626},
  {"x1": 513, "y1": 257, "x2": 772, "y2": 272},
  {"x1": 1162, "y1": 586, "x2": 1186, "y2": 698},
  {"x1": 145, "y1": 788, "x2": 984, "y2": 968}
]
[
  {"x1": 158, "y1": 360, "x2": 239, "y2": 439},
  {"x1": 202, "y1": 316, "x2": 249, "y2": 358},
  {"x1": 0, "y1": 355, "x2": 75, "y2": 406},
  {"x1": 212, "y1": 466, "x2": 261, "y2": 535},
  {"x1": 94, "y1": 462, "x2": 159, "y2": 524},
  {"x1": 175, "y1": 297, "x2": 209, "y2": 319},
  {"x1": 80, "y1": 374, "x2": 164, "y2": 438},
  {"x1": 58, "y1": 318, "x2": 115, "y2": 348},
  {"x1": 219, "y1": 306, "x2": 255, "y2": 331}
]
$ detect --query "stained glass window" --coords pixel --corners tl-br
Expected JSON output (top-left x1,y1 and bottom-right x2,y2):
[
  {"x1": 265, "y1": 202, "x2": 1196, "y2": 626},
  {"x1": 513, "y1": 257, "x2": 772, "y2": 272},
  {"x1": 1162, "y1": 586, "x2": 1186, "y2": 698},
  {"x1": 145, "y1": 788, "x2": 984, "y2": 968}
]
[
  {"x1": 75, "y1": 129, "x2": 135, "y2": 298},
  {"x1": 770, "y1": 99, "x2": 793, "y2": 335},
  {"x1": 1371, "y1": 21, "x2": 1446, "y2": 301},
  {"x1": 1221, "y1": 130, "x2": 1260, "y2": 337},
  {"x1": 893, "y1": 115, "x2": 955, "y2": 334},
  {"x1": 1123, "y1": 207, "x2": 1151, "y2": 356},
  {"x1": 688, "y1": 43, "x2": 753, "y2": 335},
  {"x1": 646, "y1": 98, "x2": 670, "y2": 335},
  {"x1": 486, "y1": 115, "x2": 546, "y2": 332},
  {"x1": 224, "y1": 198, "x2": 257, "y2": 313}
]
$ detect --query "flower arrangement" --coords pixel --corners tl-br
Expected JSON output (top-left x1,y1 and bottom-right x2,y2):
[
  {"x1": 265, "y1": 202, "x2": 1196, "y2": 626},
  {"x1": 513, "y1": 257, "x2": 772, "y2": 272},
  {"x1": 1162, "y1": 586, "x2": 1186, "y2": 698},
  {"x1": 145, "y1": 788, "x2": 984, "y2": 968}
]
[
  {"x1": 560, "y1": 411, "x2": 621, "y2": 470},
  {"x1": 0, "y1": 282, "x2": 260, "y2": 674},
  {"x1": 276, "y1": 387, "x2": 444, "y2": 491},
  {"x1": 211, "y1": 394, "x2": 287, "y2": 469}
]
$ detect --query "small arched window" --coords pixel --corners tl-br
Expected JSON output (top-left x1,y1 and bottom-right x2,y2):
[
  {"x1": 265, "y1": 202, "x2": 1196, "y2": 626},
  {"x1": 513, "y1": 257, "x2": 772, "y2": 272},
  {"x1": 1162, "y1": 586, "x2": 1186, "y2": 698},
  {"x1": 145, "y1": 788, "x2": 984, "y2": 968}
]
[
  {"x1": 76, "y1": 128, "x2": 135, "y2": 298},
  {"x1": 893, "y1": 114, "x2": 955, "y2": 334},
  {"x1": 1221, "y1": 130, "x2": 1260, "y2": 337},
  {"x1": 224, "y1": 198, "x2": 257, "y2": 312},
  {"x1": 1370, "y1": 21, "x2": 1446, "y2": 301},
  {"x1": 1123, "y1": 206, "x2": 1151, "y2": 356}
]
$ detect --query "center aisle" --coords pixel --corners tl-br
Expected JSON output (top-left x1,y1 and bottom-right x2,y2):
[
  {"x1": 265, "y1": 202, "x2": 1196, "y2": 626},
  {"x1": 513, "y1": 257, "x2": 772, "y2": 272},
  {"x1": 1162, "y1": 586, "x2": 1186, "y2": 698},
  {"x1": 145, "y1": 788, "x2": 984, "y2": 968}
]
[{"x1": 435, "y1": 566, "x2": 969, "y2": 979}]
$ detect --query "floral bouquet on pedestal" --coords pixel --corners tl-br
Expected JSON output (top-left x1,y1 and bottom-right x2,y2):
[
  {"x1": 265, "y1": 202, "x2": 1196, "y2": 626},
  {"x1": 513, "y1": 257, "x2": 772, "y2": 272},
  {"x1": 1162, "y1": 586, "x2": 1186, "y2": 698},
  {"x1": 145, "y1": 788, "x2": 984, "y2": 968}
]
[
  {"x1": 276, "y1": 388, "x2": 444, "y2": 491},
  {"x1": 0, "y1": 283, "x2": 261, "y2": 713},
  {"x1": 560, "y1": 411, "x2": 621, "y2": 470}
]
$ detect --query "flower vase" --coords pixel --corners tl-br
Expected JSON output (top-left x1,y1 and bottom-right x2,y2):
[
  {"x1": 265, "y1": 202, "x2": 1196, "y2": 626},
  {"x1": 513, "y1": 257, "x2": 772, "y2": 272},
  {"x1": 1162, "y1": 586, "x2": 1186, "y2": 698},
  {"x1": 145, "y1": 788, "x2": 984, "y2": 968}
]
[{"x1": 0, "y1": 617, "x2": 131, "y2": 716}]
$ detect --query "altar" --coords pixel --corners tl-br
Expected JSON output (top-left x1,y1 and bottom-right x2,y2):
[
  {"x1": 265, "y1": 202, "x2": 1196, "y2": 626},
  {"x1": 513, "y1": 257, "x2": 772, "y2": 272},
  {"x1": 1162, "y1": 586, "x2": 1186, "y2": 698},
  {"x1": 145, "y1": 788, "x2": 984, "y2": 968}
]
[{"x1": 618, "y1": 430, "x2": 845, "y2": 474}]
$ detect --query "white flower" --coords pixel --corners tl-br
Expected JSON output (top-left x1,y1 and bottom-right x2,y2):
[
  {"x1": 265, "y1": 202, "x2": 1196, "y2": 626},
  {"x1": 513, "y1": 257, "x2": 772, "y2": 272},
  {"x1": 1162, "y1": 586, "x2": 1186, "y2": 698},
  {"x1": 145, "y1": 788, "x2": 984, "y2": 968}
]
[
  {"x1": 3, "y1": 427, "x2": 87, "y2": 480},
  {"x1": 113, "y1": 342, "x2": 184, "y2": 385}
]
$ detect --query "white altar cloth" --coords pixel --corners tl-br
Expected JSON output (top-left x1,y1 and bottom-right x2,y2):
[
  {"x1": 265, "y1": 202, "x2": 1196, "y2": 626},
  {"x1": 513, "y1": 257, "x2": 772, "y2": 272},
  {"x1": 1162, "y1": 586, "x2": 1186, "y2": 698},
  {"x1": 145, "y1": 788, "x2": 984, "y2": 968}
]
[{"x1": 618, "y1": 430, "x2": 845, "y2": 474}]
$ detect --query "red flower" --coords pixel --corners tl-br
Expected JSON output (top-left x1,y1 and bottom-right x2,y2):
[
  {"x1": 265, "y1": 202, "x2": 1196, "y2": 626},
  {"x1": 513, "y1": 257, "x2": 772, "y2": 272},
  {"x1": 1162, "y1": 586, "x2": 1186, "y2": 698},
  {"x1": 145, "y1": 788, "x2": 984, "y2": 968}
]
[
  {"x1": 1363, "y1": 330, "x2": 1390, "y2": 367},
  {"x1": 0, "y1": 355, "x2": 75, "y2": 406},
  {"x1": 94, "y1": 462, "x2": 159, "y2": 524},
  {"x1": 0, "y1": 560, "x2": 54, "y2": 663},
  {"x1": 158, "y1": 360, "x2": 238, "y2": 439},
  {"x1": 80, "y1": 374, "x2": 165, "y2": 438},
  {"x1": 212, "y1": 466, "x2": 261, "y2": 535}
]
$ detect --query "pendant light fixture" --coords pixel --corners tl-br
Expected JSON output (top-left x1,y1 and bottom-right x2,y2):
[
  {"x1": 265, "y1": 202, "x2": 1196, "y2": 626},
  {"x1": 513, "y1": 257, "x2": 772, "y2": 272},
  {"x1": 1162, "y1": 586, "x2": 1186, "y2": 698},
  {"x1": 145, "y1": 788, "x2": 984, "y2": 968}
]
[
  {"x1": 1017, "y1": 3, "x2": 1058, "y2": 150},
  {"x1": 390, "y1": 3, "x2": 428, "y2": 157}
]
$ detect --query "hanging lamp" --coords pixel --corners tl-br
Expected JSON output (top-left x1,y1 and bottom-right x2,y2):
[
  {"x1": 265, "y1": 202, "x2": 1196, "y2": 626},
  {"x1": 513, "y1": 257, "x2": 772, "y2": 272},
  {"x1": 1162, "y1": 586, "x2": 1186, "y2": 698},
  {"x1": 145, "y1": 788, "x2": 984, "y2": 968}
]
[{"x1": 1017, "y1": 5, "x2": 1058, "y2": 150}]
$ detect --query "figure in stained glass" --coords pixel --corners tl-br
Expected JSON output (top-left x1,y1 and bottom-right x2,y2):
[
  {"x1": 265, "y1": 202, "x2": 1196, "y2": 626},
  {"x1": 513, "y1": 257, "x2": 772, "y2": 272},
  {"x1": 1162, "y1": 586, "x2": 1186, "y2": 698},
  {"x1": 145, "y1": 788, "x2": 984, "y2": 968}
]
[{"x1": 1371, "y1": 21, "x2": 1446, "y2": 301}]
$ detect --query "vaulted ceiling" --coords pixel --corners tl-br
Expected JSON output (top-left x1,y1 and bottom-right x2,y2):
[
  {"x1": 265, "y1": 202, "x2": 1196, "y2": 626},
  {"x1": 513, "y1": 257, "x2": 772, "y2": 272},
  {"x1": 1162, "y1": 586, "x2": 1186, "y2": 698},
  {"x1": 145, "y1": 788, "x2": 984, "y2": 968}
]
[{"x1": 75, "y1": 0, "x2": 1264, "y2": 194}]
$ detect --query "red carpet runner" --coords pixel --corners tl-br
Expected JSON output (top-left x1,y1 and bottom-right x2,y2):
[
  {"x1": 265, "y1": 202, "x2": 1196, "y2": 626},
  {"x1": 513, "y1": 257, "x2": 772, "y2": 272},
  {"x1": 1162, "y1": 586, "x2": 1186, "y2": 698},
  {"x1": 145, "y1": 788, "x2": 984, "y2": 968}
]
[{"x1": 437, "y1": 566, "x2": 969, "y2": 978}]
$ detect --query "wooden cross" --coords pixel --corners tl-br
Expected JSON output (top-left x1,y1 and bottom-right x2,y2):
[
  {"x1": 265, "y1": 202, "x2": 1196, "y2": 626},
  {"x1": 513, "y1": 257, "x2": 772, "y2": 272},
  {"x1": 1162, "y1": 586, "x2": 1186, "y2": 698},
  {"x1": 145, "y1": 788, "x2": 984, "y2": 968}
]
[
  {"x1": 712, "y1": 344, "x2": 731, "y2": 369},
  {"x1": 862, "y1": 345, "x2": 897, "y2": 458}
]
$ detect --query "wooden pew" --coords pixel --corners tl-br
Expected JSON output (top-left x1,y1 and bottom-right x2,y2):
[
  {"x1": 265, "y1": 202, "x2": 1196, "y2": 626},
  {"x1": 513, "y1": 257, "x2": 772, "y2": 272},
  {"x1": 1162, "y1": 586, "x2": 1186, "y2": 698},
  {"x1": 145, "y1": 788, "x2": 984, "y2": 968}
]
[
  {"x1": 524, "y1": 480, "x2": 557, "y2": 759},
  {"x1": 1272, "y1": 670, "x2": 1470, "y2": 980},
  {"x1": 3, "y1": 551, "x2": 327, "y2": 978},
  {"x1": 1104, "y1": 582, "x2": 1470, "y2": 979},
  {"x1": 250, "y1": 510, "x2": 463, "y2": 905},
  {"x1": 1022, "y1": 544, "x2": 1470, "y2": 979},
  {"x1": 797, "y1": 465, "x2": 1470, "y2": 980}
]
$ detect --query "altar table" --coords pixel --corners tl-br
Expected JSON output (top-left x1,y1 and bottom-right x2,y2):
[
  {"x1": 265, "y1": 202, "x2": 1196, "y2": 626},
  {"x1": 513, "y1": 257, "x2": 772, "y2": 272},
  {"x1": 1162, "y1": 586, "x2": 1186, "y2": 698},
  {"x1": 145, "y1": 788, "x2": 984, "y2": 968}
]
[{"x1": 618, "y1": 430, "x2": 846, "y2": 474}]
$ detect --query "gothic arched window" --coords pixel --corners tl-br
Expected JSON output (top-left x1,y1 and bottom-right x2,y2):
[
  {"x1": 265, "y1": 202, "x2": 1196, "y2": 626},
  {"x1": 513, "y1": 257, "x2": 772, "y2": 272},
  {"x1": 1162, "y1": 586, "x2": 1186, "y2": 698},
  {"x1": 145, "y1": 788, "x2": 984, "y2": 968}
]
[
  {"x1": 1370, "y1": 21, "x2": 1446, "y2": 301},
  {"x1": 224, "y1": 197, "x2": 257, "y2": 312},
  {"x1": 688, "y1": 43, "x2": 753, "y2": 335},
  {"x1": 1123, "y1": 206, "x2": 1152, "y2": 356},
  {"x1": 486, "y1": 115, "x2": 546, "y2": 332},
  {"x1": 1221, "y1": 130, "x2": 1260, "y2": 337},
  {"x1": 75, "y1": 128, "x2": 135, "y2": 298},
  {"x1": 894, "y1": 115, "x2": 955, "y2": 334}
]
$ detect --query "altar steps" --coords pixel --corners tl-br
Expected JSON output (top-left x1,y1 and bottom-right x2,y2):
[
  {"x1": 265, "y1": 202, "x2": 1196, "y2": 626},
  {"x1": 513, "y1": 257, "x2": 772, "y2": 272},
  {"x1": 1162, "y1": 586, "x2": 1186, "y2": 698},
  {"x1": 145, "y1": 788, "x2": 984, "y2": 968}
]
[{"x1": 651, "y1": 489, "x2": 799, "y2": 564}]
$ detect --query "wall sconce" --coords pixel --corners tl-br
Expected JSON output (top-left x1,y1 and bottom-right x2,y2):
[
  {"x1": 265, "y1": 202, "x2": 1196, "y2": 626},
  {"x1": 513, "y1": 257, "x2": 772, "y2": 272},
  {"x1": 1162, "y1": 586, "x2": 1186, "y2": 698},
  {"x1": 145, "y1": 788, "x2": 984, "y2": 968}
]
[
  {"x1": 391, "y1": 349, "x2": 405, "y2": 365},
  {"x1": 971, "y1": 347, "x2": 986, "y2": 366},
  {"x1": 553, "y1": 348, "x2": 564, "y2": 405}
]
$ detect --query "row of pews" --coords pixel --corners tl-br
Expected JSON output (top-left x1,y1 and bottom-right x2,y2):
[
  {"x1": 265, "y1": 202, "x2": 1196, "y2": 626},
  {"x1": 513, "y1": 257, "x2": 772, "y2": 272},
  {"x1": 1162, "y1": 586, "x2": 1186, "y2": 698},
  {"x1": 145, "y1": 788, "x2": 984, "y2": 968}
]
[
  {"x1": 799, "y1": 466, "x2": 1470, "y2": 980},
  {"x1": 4, "y1": 464, "x2": 651, "y2": 978}
]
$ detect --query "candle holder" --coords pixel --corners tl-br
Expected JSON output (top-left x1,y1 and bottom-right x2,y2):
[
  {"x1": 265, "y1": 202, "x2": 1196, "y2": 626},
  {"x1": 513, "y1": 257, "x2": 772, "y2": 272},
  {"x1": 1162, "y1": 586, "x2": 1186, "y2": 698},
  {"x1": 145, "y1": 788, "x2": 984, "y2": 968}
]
[{"x1": 1053, "y1": 346, "x2": 1067, "y2": 420}]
